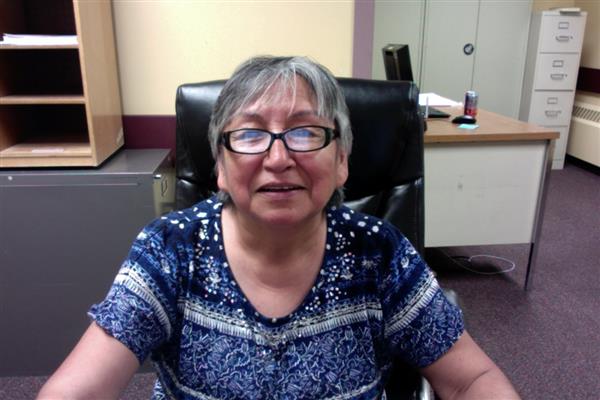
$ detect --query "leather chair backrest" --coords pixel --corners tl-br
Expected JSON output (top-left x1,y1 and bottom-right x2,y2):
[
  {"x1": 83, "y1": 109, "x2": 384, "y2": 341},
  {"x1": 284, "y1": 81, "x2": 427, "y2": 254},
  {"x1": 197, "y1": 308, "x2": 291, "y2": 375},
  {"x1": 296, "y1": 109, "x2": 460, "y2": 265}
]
[{"x1": 175, "y1": 78, "x2": 424, "y2": 253}]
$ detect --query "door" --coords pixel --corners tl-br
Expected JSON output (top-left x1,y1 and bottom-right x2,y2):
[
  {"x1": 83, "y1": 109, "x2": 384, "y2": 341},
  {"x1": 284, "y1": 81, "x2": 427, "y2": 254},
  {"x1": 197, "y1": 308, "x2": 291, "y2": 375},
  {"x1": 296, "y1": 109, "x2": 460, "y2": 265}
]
[
  {"x1": 420, "y1": 0, "x2": 479, "y2": 102},
  {"x1": 472, "y1": 1, "x2": 532, "y2": 118},
  {"x1": 371, "y1": 0, "x2": 426, "y2": 82}
]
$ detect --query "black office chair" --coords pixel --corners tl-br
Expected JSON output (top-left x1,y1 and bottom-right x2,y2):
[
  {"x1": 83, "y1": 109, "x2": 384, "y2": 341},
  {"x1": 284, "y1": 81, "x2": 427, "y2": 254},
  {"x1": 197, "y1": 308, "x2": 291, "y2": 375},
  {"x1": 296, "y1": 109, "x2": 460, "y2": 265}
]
[{"x1": 175, "y1": 78, "x2": 430, "y2": 399}]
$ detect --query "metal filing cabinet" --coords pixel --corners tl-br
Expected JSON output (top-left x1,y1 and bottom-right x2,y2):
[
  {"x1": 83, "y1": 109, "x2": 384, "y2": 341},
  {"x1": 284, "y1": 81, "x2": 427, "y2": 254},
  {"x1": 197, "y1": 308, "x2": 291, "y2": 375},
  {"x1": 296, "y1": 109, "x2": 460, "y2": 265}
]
[
  {"x1": 0, "y1": 149, "x2": 174, "y2": 376},
  {"x1": 519, "y1": 9, "x2": 587, "y2": 169}
]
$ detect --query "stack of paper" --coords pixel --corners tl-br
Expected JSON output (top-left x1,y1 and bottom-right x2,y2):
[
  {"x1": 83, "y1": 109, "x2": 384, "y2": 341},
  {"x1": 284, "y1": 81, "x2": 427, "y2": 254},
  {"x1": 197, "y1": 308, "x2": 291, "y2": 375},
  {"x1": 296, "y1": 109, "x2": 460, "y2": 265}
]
[
  {"x1": 1, "y1": 33, "x2": 78, "y2": 46},
  {"x1": 418, "y1": 93, "x2": 461, "y2": 107}
]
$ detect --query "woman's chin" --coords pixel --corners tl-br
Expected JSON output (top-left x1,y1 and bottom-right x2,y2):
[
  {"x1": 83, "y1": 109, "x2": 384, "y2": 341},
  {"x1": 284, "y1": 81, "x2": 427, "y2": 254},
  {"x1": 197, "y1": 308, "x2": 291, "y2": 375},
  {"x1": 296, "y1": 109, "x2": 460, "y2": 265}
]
[
  {"x1": 248, "y1": 206, "x2": 325, "y2": 230},
  {"x1": 256, "y1": 210, "x2": 314, "y2": 227}
]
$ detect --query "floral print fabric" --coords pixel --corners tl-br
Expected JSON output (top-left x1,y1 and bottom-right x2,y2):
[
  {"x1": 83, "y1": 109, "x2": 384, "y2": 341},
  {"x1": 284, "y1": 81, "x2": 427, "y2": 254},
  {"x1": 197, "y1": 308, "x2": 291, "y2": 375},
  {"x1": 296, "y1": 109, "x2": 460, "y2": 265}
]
[{"x1": 89, "y1": 197, "x2": 463, "y2": 399}]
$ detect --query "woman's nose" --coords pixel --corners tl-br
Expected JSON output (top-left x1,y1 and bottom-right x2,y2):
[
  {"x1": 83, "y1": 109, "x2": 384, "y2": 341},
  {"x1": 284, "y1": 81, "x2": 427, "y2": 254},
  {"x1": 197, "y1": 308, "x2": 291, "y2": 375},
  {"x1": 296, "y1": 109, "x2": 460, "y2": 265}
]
[{"x1": 263, "y1": 137, "x2": 294, "y2": 170}]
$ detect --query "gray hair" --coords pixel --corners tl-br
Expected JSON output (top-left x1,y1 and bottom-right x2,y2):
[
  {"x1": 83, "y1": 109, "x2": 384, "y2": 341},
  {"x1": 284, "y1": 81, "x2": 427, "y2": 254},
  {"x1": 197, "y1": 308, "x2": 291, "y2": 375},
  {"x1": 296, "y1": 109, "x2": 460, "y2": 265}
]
[{"x1": 209, "y1": 56, "x2": 353, "y2": 206}]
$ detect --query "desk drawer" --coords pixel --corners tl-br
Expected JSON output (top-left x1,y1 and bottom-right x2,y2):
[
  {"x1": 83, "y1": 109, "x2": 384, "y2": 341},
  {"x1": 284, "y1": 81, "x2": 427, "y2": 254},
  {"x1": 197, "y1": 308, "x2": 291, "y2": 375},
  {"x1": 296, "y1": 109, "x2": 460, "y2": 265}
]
[
  {"x1": 528, "y1": 91, "x2": 574, "y2": 126},
  {"x1": 538, "y1": 15, "x2": 585, "y2": 53},
  {"x1": 534, "y1": 53, "x2": 580, "y2": 90}
]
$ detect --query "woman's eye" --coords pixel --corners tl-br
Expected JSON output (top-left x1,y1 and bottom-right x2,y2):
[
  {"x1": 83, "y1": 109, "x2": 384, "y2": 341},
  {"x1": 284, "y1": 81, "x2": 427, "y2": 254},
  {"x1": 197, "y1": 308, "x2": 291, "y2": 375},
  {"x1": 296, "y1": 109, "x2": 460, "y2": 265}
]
[
  {"x1": 289, "y1": 127, "x2": 320, "y2": 139},
  {"x1": 233, "y1": 130, "x2": 266, "y2": 142}
]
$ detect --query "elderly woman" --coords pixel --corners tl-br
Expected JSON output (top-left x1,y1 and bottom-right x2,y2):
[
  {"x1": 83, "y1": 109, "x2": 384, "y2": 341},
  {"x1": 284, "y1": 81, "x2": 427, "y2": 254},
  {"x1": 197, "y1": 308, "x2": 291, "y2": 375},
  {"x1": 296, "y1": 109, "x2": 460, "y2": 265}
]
[{"x1": 38, "y1": 56, "x2": 519, "y2": 400}]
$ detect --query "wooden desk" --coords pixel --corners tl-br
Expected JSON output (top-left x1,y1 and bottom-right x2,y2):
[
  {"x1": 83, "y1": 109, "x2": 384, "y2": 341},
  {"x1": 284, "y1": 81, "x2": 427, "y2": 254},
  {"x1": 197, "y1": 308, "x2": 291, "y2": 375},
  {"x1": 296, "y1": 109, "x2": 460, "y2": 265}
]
[{"x1": 424, "y1": 107, "x2": 558, "y2": 289}]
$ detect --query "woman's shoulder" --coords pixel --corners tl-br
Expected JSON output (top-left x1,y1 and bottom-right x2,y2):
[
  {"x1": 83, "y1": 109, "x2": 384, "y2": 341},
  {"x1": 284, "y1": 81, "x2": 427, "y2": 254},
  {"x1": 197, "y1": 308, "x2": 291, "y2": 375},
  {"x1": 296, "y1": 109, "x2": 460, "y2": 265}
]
[
  {"x1": 131, "y1": 196, "x2": 223, "y2": 253},
  {"x1": 144, "y1": 196, "x2": 221, "y2": 232},
  {"x1": 326, "y1": 205, "x2": 423, "y2": 271},
  {"x1": 327, "y1": 204, "x2": 406, "y2": 245}
]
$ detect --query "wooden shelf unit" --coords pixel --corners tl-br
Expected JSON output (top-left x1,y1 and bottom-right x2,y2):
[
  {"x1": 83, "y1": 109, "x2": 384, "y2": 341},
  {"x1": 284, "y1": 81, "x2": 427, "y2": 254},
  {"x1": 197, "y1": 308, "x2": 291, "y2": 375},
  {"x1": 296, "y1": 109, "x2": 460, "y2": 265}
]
[{"x1": 0, "y1": 0, "x2": 123, "y2": 168}]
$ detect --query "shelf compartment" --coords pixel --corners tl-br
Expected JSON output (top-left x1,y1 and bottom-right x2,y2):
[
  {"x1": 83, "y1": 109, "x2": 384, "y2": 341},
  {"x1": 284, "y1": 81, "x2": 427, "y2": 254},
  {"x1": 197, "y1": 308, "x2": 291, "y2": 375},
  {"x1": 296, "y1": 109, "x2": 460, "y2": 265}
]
[
  {"x1": 0, "y1": 43, "x2": 78, "y2": 50},
  {"x1": 0, "y1": 0, "x2": 76, "y2": 36},
  {"x1": 0, "y1": 137, "x2": 91, "y2": 158},
  {"x1": 0, "y1": 49, "x2": 83, "y2": 97},
  {"x1": 0, "y1": 104, "x2": 90, "y2": 165}
]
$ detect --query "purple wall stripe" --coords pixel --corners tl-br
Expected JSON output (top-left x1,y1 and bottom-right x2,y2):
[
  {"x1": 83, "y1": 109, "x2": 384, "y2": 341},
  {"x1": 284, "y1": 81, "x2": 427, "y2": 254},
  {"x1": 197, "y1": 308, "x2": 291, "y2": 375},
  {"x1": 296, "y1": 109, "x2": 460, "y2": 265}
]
[
  {"x1": 577, "y1": 67, "x2": 600, "y2": 95},
  {"x1": 122, "y1": 115, "x2": 176, "y2": 153},
  {"x1": 352, "y1": 0, "x2": 375, "y2": 79}
]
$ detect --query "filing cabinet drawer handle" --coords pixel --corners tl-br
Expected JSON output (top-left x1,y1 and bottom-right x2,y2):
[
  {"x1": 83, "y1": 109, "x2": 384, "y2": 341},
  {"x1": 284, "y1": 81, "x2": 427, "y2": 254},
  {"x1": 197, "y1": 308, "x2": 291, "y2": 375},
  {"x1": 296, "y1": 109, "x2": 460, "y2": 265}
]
[
  {"x1": 545, "y1": 110, "x2": 561, "y2": 118},
  {"x1": 555, "y1": 35, "x2": 571, "y2": 42},
  {"x1": 161, "y1": 178, "x2": 169, "y2": 196},
  {"x1": 551, "y1": 73, "x2": 566, "y2": 80},
  {"x1": 155, "y1": 174, "x2": 169, "y2": 196}
]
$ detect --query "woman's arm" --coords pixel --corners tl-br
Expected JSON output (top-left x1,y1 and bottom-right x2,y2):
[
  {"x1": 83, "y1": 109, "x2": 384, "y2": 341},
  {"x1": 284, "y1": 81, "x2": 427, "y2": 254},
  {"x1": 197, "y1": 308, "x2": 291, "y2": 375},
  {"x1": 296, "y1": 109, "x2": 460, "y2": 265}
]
[
  {"x1": 37, "y1": 322, "x2": 140, "y2": 400},
  {"x1": 420, "y1": 330, "x2": 521, "y2": 400}
]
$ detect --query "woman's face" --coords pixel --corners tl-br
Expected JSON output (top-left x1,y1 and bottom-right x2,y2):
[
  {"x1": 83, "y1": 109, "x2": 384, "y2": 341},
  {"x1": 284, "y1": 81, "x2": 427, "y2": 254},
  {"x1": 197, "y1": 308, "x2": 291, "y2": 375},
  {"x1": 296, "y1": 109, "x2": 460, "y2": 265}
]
[{"x1": 216, "y1": 76, "x2": 348, "y2": 228}]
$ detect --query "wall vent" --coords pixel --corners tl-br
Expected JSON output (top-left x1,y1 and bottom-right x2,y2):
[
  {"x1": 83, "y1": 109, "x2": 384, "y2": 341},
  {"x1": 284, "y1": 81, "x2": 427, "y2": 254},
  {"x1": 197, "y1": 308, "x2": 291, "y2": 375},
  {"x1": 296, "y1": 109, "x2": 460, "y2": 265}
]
[
  {"x1": 567, "y1": 100, "x2": 600, "y2": 167},
  {"x1": 572, "y1": 104, "x2": 600, "y2": 123}
]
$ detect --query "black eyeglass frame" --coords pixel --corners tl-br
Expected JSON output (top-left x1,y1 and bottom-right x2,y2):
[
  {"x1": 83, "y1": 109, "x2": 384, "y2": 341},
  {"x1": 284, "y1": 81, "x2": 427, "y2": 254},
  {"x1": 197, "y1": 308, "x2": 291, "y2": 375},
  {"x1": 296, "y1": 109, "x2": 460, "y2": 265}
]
[{"x1": 219, "y1": 125, "x2": 340, "y2": 155}]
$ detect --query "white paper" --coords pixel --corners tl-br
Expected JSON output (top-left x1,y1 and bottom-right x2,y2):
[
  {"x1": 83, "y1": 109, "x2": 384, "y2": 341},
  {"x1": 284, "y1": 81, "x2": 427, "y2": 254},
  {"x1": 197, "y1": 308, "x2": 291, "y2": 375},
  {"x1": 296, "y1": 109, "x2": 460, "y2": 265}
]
[
  {"x1": 1, "y1": 33, "x2": 78, "y2": 46},
  {"x1": 419, "y1": 93, "x2": 461, "y2": 107},
  {"x1": 552, "y1": 7, "x2": 582, "y2": 13}
]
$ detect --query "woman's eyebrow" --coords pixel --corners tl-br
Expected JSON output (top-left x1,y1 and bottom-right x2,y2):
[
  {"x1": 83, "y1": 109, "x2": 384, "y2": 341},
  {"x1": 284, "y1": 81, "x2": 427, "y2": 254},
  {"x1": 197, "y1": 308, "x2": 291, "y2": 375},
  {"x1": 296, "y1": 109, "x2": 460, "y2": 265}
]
[
  {"x1": 232, "y1": 109, "x2": 321, "y2": 123},
  {"x1": 287, "y1": 109, "x2": 321, "y2": 119},
  {"x1": 229, "y1": 112, "x2": 264, "y2": 124}
]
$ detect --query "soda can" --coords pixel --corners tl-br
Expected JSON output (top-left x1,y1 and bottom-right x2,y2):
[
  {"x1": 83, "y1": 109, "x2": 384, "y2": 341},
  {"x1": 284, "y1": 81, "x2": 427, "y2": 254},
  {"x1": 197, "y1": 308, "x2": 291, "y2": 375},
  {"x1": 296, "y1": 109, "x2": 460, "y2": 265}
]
[{"x1": 464, "y1": 90, "x2": 478, "y2": 117}]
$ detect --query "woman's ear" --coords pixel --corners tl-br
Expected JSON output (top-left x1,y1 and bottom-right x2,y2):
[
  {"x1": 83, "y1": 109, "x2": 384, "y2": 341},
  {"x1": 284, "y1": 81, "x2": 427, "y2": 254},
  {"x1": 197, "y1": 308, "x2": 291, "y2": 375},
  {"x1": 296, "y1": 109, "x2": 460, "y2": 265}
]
[
  {"x1": 336, "y1": 150, "x2": 349, "y2": 188},
  {"x1": 216, "y1": 157, "x2": 228, "y2": 192}
]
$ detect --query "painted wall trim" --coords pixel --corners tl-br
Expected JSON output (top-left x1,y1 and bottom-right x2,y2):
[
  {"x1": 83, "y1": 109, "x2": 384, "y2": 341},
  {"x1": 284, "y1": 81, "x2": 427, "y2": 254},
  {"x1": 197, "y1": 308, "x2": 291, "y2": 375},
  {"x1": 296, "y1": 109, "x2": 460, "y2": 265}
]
[
  {"x1": 122, "y1": 116, "x2": 176, "y2": 154},
  {"x1": 353, "y1": 0, "x2": 375, "y2": 79}
]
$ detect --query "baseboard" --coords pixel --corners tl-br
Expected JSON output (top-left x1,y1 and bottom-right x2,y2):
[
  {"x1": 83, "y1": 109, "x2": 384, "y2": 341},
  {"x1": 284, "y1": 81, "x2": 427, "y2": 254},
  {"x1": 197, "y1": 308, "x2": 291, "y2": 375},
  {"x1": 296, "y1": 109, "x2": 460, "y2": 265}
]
[{"x1": 566, "y1": 154, "x2": 600, "y2": 175}]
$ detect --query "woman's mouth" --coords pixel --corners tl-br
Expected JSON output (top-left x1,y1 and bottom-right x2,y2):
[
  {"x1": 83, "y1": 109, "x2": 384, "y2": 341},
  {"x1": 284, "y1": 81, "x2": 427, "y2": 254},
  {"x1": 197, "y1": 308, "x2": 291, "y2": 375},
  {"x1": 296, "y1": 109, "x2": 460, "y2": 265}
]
[{"x1": 258, "y1": 185, "x2": 303, "y2": 192}]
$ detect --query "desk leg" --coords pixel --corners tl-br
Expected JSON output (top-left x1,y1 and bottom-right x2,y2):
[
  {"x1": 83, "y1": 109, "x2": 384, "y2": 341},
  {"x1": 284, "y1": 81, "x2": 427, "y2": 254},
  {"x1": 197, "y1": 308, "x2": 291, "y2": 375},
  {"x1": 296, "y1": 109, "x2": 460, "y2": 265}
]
[{"x1": 525, "y1": 139, "x2": 555, "y2": 291}]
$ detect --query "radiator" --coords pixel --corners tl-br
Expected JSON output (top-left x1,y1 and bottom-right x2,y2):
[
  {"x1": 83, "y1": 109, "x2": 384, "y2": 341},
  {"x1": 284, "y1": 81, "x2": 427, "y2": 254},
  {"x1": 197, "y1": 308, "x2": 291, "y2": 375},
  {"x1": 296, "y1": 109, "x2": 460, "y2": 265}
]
[{"x1": 567, "y1": 94, "x2": 600, "y2": 167}]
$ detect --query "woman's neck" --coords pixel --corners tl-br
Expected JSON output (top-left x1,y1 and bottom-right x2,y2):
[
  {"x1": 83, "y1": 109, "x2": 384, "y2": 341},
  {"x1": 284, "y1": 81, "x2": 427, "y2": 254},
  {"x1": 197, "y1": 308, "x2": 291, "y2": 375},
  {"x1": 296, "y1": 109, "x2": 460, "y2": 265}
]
[
  {"x1": 221, "y1": 204, "x2": 327, "y2": 289},
  {"x1": 222, "y1": 204, "x2": 326, "y2": 260}
]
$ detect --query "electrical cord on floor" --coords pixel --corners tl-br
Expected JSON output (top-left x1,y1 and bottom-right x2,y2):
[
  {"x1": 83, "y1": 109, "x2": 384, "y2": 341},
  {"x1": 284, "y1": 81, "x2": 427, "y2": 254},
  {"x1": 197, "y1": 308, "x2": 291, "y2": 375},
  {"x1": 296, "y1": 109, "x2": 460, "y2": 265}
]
[{"x1": 440, "y1": 249, "x2": 516, "y2": 275}]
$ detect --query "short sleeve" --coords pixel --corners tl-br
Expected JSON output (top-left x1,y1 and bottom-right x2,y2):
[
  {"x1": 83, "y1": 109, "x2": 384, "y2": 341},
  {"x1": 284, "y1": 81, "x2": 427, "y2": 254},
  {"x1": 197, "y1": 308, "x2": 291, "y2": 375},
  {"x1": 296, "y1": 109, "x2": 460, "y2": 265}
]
[
  {"x1": 88, "y1": 218, "x2": 182, "y2": 364},
  {"x1": 380, "y1": 229, "x2": 464, "y2": 368}
]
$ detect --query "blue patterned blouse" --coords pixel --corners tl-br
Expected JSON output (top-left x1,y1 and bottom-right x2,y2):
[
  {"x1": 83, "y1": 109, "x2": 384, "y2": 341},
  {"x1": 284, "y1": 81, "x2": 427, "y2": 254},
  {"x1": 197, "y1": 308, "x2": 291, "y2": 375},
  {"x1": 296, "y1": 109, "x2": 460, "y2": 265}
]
[{"x1": 89, "y1": 197, "x2": 463, "y2": 399}]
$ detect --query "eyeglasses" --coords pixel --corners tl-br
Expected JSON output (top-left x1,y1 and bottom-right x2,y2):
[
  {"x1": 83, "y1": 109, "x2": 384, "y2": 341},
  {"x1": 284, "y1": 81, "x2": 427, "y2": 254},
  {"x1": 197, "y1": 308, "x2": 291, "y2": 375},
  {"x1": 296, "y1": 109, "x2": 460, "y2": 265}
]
[{"x1": 220, "y1": 125, "x2": 339, "y2": 155}]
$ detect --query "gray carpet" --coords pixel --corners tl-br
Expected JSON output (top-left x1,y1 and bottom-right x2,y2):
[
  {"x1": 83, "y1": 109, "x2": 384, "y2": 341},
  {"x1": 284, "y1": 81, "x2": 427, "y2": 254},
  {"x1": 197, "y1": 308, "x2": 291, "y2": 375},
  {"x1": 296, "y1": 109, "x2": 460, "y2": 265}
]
[
  {"x1": 1, "y1": 160, "x2": 598, "y2": 399},
  {"x1": 0, "y1": 373, "x2": 156, "y2": 399},
  {"x1": 431, "y1": 159, "x2": 600, "y2": 399}
]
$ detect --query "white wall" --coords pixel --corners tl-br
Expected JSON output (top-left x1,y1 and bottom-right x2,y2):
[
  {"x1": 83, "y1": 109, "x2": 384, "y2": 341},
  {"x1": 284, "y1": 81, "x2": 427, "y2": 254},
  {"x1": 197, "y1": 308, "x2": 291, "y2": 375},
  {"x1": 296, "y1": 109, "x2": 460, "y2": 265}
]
[
  {"x1": 371, "y1": 1, "x2": 425, "y2": 82},
  {"x1": 574, "y1": 0, "x2": 600, "y2": 69},
  {"x1": 112, "y1": 1, "x2": 355, "y2": 115}
]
